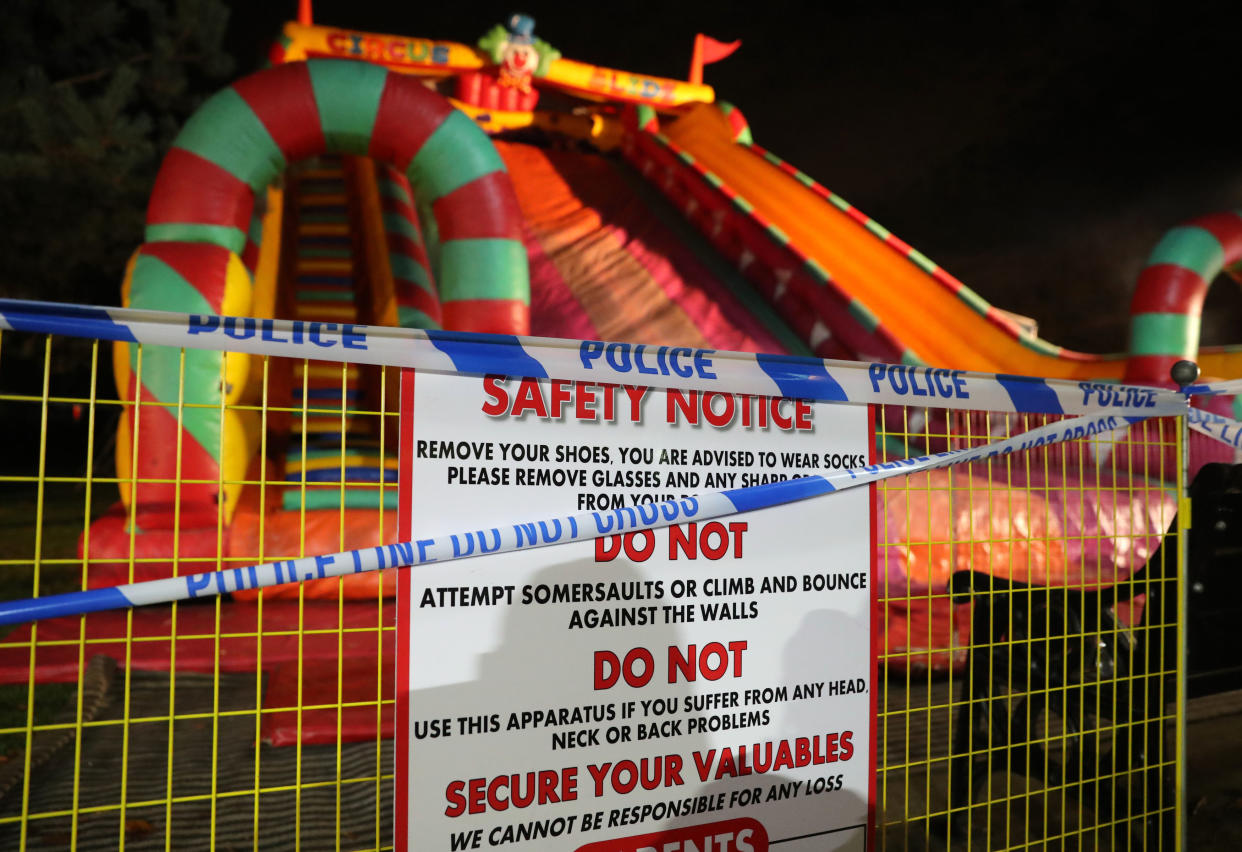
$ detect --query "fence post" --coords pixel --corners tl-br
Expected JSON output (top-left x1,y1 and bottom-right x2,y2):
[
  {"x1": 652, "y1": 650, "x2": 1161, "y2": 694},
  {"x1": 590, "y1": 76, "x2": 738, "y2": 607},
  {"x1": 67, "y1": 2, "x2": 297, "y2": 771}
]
[{"x1": 1172, "y1": 358, "x2": 1197, "y2": 850}]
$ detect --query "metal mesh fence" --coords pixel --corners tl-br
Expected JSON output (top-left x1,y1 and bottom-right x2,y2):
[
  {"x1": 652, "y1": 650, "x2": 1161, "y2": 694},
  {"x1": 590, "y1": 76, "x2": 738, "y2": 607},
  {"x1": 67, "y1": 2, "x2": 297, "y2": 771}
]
[
  {"x1": 874, "y1": 405, "x2": 1184, "y2": 850},
  {"x1": 0, "y1": 332, "x2": 398, "y2": 850},
  {"x1": 0, "y1": 329, "x2": 1187, "y2": 850}
]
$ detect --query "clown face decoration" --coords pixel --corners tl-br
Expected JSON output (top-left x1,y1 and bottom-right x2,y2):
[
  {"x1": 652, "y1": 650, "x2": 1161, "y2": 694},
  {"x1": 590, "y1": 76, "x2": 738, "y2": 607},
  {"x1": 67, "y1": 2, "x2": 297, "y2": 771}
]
[{"x1": 478, "y1": 14, "x2": 561, "y2": 95}]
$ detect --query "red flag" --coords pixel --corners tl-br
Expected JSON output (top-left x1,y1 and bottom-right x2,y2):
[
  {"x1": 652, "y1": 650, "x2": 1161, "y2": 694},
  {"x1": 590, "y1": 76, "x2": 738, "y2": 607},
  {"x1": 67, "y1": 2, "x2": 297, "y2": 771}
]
[
  {"x1": 699, "y1": 34, "x2": 741, "y2": 64},
  {"x1": 689, "y1": 34, "x2": 742, "y2": 85}
]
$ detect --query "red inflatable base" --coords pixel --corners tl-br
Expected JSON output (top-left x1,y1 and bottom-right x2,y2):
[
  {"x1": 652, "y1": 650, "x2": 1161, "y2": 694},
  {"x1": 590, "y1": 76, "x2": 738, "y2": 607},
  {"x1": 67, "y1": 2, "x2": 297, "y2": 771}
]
[
  {"x1": 261, "y1": 652, "x2": 395, "y2": 746},
  {"x1": 80, "y1": 504, "x2": 224, "y2": 587},
  {"x1": 0, "y1": 600, "x2": 395, "y2": 748},
  {"x1": 80, "y1": 501, "x2": 401, "y2": 600}
]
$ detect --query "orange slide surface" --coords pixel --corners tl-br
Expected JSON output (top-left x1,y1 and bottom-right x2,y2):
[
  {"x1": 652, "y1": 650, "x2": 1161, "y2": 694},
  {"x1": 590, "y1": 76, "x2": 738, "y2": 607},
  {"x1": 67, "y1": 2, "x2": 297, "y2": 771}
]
[{"x1": 662, "y1": 105, "x2": 1242, "y2": 381}]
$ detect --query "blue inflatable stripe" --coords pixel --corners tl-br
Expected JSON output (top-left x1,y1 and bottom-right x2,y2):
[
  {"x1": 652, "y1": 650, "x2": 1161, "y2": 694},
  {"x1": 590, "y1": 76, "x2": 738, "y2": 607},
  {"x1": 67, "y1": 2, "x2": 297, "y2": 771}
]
[
  {"x1": 0, "y1": 586, "x2": 132, "y2": 626},
  {"x1": 723, "y1": 475, "x2": 834, "y2": 514},
  {"x1": 294, "y1": 387, "x2": 361, "y2": 401},
  {"x1": 289, "y1": 431, "x2": 349, "y2": 442},
  {"x1": 288, "y1": 446, "x2": 385, "y2": 460},
  {"x1": 755, "y1": 353, "x2": 849, "y2": 402},
  {"x1": 428, "y1": 331, "x2": 548, "y2": 379},
  {"x1": 996, "y1": 374, "x2": 1064, "y2": 414},
  {"x1": 286, "y1": 467, "x2": 397, "y2": 483},
  {"x1": 0, "y1": 300, "x2": 137, "y2": 343}
]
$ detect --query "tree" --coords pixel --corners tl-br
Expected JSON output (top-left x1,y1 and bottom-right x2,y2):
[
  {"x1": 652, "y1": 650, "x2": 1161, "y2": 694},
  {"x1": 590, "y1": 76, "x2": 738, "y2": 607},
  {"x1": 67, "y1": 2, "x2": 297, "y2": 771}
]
[{"x1": 0, "y1": 0, "x2": 234, "y2": 310}]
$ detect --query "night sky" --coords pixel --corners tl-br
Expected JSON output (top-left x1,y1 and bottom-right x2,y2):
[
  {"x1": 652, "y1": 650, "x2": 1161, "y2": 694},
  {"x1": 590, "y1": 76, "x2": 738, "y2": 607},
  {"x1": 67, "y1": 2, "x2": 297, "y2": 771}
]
[{"x1": 228, "y1": 0, "x2": 1242, "y2": 355}]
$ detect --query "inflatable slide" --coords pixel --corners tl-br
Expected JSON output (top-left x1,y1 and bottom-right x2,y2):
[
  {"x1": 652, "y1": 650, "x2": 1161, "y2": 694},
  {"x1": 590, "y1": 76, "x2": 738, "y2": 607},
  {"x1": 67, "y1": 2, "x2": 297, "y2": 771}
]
[
  {"x1": 7, "y1": 15, "x2": 1237, "y2": 740},
  {"x1": 92, "y1": 14, "x2": 1242, "y2": 610}
]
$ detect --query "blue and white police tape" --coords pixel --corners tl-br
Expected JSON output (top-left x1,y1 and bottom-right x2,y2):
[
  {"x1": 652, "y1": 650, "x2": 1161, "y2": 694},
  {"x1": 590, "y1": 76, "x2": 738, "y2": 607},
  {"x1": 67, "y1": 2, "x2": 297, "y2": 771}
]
[
  {"x1": 0, "y1": 409, "x2": 1149, "y2": 626},
  {"x1": 1188, "y1": 406, "x2": 1242, "y2": 450},
  {"x1": 0, "y1": 297, "x2": 1186, "y2": 417},
  {"x1": 1183, "y1": 378, "x2": 1242, "y2": 406}
]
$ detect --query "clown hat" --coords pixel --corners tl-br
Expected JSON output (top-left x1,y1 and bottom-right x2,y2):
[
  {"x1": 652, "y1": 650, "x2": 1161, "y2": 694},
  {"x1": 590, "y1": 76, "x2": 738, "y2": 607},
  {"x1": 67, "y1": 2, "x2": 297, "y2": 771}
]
[{"x1": 506, "y1": 13, "x2": 536, "y2": 45}]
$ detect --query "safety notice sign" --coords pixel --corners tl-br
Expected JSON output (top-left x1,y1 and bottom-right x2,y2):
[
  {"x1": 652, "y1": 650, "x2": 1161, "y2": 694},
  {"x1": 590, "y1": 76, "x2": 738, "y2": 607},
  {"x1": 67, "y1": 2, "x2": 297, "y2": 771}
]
[{"x1": 395, "y1": 367, "x2": 874, "y2": 851}]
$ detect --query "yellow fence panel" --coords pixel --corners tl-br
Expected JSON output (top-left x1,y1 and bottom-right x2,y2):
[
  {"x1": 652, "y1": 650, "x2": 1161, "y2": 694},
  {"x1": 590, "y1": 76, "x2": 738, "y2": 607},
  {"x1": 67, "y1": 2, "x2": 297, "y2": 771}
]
[
  {"x1": 875, "y1": 405, "x2": 1184, "y2": 850},
  {"x1": 0, "y1": 331, "x2": 399, "y2": 851},
  {"x1": 0, "y1": 325, "x2": 1190, "y2": 850}
]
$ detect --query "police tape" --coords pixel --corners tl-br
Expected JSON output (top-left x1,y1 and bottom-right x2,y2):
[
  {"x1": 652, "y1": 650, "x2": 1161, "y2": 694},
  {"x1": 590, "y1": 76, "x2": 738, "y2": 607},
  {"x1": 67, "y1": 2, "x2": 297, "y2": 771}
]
[
  {"x1": 1186, "y1": 378, "x2": 1242, "y2": 398},
  {"x1": 0, "y1": 409, "x2": 1147, "y2": 626},
  {"x1": 0, "y1": 298, "x2": 1187, "y2": 416},
  {"x1": 1188, "y1": 406, "x2": 1242, "y2": 450}
]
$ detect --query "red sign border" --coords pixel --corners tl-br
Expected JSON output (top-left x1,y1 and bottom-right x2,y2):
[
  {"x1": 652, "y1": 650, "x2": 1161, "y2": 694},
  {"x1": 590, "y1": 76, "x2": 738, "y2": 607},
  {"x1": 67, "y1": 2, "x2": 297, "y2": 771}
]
[{"x1": 393, "y1": 372, "x2": 877, "y2": 850}]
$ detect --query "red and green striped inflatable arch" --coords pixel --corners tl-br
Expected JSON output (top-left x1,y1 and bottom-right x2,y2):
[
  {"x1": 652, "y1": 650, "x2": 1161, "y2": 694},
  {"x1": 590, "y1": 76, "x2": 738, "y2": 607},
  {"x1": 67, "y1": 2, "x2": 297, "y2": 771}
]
[
  {"x1": 123, "y1": 59, "x2": 529, "y2": 526},
  {"x1": 1125, "y1": 210, "x2": 1242, "y2": 384}
]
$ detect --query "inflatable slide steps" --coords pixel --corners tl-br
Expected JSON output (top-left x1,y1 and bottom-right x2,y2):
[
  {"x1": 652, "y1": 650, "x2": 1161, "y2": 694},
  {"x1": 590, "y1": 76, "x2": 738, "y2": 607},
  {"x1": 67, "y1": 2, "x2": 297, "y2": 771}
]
[{"x1": 283, "y1": 159, "x2": 393, "y2": 511}]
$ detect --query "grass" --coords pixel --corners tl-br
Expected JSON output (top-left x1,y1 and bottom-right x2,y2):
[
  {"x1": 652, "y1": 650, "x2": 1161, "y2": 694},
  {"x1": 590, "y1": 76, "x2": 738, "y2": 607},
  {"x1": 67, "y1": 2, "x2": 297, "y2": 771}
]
[
  {"x1": 0, "y1": 483, "x2": 116, "y2": 606},
  {"x1": 0, "y1": 482, "x2": 118, "y2": 753}
]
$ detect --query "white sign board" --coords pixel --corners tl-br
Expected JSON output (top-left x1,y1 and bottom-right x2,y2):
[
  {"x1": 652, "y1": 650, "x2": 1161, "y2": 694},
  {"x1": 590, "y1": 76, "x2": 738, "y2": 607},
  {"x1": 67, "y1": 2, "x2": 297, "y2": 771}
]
[{"x1": 396, "y1": 369, "x2": 874, "y2": 852}]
